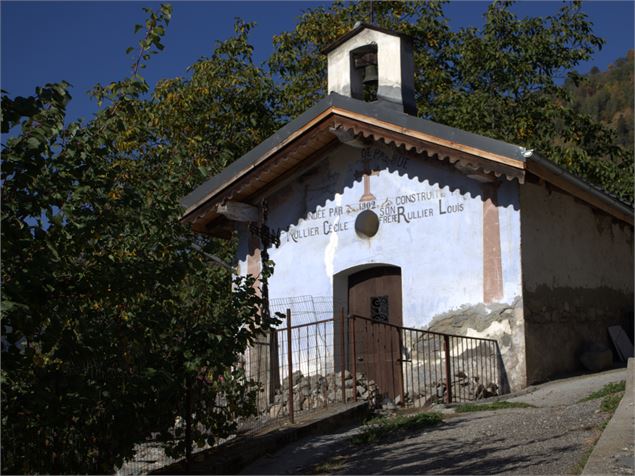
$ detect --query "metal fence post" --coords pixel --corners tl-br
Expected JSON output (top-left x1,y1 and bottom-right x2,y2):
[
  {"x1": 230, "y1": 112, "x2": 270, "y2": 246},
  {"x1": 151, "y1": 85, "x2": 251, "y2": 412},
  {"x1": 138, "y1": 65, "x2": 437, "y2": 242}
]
[
  {"x1": 399, "y1": 327, "x2": 405, "y2": 405},
  {"x1": 443, "y1": 335, "x2": 452, "y2": 404},
  {"x1": 286, "y1": 309, "x2": 294, "y2": 423},
  {"x1": 269, "y1": 330, "x2": 280, "y2": 405},
  {"x1": 351, "y1": 315, "x2": 357, "y2": 402},
  {"x1": 340, "y1": 308, "x2": 346, "y2": 404}
]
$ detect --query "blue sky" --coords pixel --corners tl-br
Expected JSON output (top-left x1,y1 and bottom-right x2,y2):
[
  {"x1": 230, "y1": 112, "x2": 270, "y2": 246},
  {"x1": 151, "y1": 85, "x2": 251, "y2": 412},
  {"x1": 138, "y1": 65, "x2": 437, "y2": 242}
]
[{"x1": 2, "y1": 1, "x2": 634, "y2": 123}]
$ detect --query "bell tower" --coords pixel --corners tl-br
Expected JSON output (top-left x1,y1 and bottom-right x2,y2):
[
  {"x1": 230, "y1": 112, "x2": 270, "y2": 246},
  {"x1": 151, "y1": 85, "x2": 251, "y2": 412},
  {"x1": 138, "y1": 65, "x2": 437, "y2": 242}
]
[{"x1": 323, "y1": 23, "x2": 416, "y2": 115}]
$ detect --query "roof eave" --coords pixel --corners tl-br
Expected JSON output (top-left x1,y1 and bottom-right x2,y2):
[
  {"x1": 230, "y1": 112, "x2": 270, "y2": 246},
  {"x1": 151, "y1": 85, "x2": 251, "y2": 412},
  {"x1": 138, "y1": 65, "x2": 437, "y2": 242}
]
[
  {"x1": 180, "y1": 99, "x2": 341, "y2": 224},
  {"x1": 179, "y1": 93, "x2": 633, "y2": 233},
  {"x1": 180, "y1": 93, "x2": 529, "y2": 223},
  {"x1": 320, "y1": 23, "x2": 413, "y2": 55}
]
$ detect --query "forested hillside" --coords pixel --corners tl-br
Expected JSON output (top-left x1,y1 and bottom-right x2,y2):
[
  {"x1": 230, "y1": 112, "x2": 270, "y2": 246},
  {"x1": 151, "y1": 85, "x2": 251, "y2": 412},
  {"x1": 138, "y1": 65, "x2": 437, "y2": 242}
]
[{"x1": 566, "y1": 50, "x2": 634, "y2": 152}]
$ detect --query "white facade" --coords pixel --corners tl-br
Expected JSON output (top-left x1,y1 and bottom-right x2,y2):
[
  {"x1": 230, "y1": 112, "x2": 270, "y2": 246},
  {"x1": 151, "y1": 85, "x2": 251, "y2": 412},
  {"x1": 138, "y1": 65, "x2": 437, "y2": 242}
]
[{"x1": 236, "y1": 142, "x2": 523, "y2": 329}]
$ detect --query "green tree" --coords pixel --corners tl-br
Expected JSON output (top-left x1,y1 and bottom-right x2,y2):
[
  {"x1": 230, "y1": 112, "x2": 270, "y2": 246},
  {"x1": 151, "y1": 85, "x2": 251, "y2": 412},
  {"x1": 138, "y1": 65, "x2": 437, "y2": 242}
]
[
  {"x1": 152, "y1": 19, "x2": 279, "y2": 178},
  {"x1": 1, "y1": 5, "x2": 278, "y2": 473},
  {"x1": 269, "y1": 0, "x2": 633, "y2": 203}
]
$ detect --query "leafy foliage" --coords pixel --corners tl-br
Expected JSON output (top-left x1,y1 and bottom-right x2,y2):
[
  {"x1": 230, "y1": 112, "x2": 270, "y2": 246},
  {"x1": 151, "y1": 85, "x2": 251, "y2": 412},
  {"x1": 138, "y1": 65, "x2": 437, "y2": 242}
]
[
  {"x1": 566, "y1": 51, "x2": 634, "y2": 151},
  {"x1": 1, "y1": 5, "x2": 278, "y2": 473},
  {"x1": 153, "y1": 19, "x2": 279, "y2": 178}
]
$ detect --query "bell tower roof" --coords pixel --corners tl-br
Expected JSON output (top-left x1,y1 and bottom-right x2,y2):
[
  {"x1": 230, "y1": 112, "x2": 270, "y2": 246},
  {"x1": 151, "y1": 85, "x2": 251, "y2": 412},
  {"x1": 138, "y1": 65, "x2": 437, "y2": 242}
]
[{"x1": 321, "y1": 23, "x2": 411, "y2": 54}]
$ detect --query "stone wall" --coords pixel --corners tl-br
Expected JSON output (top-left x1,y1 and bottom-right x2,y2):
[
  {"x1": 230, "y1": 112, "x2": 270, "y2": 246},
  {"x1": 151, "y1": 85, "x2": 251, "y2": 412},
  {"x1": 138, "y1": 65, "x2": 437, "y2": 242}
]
[
  {"x1": 520, "y1": 182, "x2": 634, "y2": 384},
  {"x1": 404, "y1": 332, "x2": 502, "y2": 401},
  {"x1": 265, "y1": 365, "x2": 500, "y2": 419},
  {"x1": 427, "y1": 297, "x2": 526, "y2": 392}
]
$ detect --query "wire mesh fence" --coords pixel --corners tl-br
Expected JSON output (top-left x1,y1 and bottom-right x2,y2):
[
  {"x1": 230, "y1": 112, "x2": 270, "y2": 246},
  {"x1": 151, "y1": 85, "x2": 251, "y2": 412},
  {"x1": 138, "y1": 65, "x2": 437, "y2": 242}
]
[{"x1": 270, "y1": 295, "x2": 338, "y2": 327}]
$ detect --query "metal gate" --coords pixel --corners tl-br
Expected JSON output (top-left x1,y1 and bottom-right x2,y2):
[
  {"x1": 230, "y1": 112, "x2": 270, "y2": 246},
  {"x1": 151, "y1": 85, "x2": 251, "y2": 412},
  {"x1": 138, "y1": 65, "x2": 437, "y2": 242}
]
[{"x1": 347, "y1": 314, "x2": 502, "y2": 405}]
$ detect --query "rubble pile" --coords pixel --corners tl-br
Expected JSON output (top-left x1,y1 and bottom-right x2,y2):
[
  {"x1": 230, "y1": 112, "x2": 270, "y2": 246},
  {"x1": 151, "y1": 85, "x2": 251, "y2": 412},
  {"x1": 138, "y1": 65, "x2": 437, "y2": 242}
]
[
  {"x1": 266, "y1": 370, "x2": 380, "y2": 418},
  {"x1": 405, "y1": 368, "x2": 499, "y2": 405},
  {"x1": 452, "y1": 370, "x2": 500, "y2": 399},
  {"x1": 265, "y1": 366, "x2": 500, "y2": 418}
]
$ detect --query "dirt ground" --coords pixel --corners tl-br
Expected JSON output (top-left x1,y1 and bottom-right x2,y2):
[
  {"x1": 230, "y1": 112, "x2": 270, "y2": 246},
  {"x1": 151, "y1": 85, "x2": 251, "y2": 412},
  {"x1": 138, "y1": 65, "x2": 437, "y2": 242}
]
[{"x1": 239, "y1": 368, "x2": 626, "y2": 475}]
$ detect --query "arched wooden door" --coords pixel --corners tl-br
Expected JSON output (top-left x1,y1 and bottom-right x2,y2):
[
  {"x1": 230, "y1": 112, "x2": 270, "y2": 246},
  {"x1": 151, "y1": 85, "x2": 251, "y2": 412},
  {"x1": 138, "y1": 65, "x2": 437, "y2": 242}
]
[{"x1": 348, "y1": 266, "x2": 403, "y2": 401}]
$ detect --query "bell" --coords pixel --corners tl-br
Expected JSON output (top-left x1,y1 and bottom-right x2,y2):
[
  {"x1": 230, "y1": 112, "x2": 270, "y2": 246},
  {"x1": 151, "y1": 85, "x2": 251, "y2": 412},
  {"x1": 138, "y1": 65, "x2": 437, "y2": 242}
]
[{"x1": 362, "y1": 64, "x2": 378, "y2": 85}]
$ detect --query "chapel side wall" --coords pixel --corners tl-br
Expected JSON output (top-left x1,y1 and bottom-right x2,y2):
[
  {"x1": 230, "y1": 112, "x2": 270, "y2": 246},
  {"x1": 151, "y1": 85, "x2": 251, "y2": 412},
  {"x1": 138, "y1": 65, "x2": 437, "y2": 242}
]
[{"x1": 519, "y1": 181, "x2": 634, "y2": 384}]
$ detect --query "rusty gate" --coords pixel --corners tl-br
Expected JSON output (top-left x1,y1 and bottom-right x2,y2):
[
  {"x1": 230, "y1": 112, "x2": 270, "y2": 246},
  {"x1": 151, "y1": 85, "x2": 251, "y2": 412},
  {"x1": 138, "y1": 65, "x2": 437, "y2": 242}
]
[{"x1": 345, "y1": 313, "x2": 503, "y2": 405}]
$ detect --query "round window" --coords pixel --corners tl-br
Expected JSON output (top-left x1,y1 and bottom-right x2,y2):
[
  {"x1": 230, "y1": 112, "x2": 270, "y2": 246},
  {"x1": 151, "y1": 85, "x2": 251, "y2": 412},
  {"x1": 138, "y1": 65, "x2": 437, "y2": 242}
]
[{"x1": 355, "y1": 209, "x2": 379, "y2": 238}]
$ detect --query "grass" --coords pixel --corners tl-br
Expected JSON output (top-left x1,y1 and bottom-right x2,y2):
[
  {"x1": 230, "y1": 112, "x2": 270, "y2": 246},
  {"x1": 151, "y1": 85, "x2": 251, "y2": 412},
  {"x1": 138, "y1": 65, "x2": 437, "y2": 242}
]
[
  {"x1": 600, "y1": 392, "x2": 624, "y2": 412},
  {"x1": 570, "y1": 380, "x2": 627, "y2": 474},
  {"x1": 454, "y1": 400, "x2": 535, "y2": 413},
  {"x1": 579, "y1": 380, "x2": 625, "y2": 403},
  {"x1": 578, "y1": 380, "x2": 625, "y2": 414},
  {"x1": 310, "y1": 455, "x2": 348, "y2": 474},
  {"x1": 571, "y1": 446, "x2": 594, "y2": 475},
  {"x1": 351, "y1": 412, "x2": 442, "y2": 444}
]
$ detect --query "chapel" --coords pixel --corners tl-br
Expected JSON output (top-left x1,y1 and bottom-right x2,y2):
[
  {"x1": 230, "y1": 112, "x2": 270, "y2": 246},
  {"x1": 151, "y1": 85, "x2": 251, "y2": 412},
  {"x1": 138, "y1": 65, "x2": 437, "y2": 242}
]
[{"x1": 181, "y1": 24, "x2": 634, "y2": 393}]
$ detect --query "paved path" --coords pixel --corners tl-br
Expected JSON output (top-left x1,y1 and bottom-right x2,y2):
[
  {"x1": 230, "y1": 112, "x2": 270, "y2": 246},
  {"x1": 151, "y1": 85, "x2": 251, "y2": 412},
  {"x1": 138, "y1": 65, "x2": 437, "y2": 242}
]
[
  {"x1": 241, "y1": 368, "x2": 627, "y2": 475},
  {"x1": 583, "y1": 359, "x2": 634, "y2": 475}
]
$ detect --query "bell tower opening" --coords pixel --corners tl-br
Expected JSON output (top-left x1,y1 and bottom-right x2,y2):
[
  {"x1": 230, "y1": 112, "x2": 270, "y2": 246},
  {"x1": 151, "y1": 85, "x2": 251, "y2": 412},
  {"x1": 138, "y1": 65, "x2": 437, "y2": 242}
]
[{"x1": 350, "y1": 44, "x2": 378, "y2": 102}]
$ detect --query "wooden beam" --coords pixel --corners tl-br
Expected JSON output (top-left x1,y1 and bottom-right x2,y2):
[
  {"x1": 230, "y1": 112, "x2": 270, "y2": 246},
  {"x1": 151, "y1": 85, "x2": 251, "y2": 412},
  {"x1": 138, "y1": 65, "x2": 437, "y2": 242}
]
[
  {"x1": 195, "y1": 139, "x2": 340, "y2": 232},
  {"x1": 181, "y1": 107, "x2": 337, "y2": 219},
  {"x1": 331, "y1": 107, "x2": 526, "y2": 170},
  {"x1": 333, "y1": 115, "x2": 526, "y2": 182},
  {"x1": 216, "y1": 201, "x2": 259, "y2": 222},
  {"x1": 185, "y1": 120, "x2": 337, "y2": 227},
  {"x1": 250, "y1": 140, "x2": 341, "y2": 203}
]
